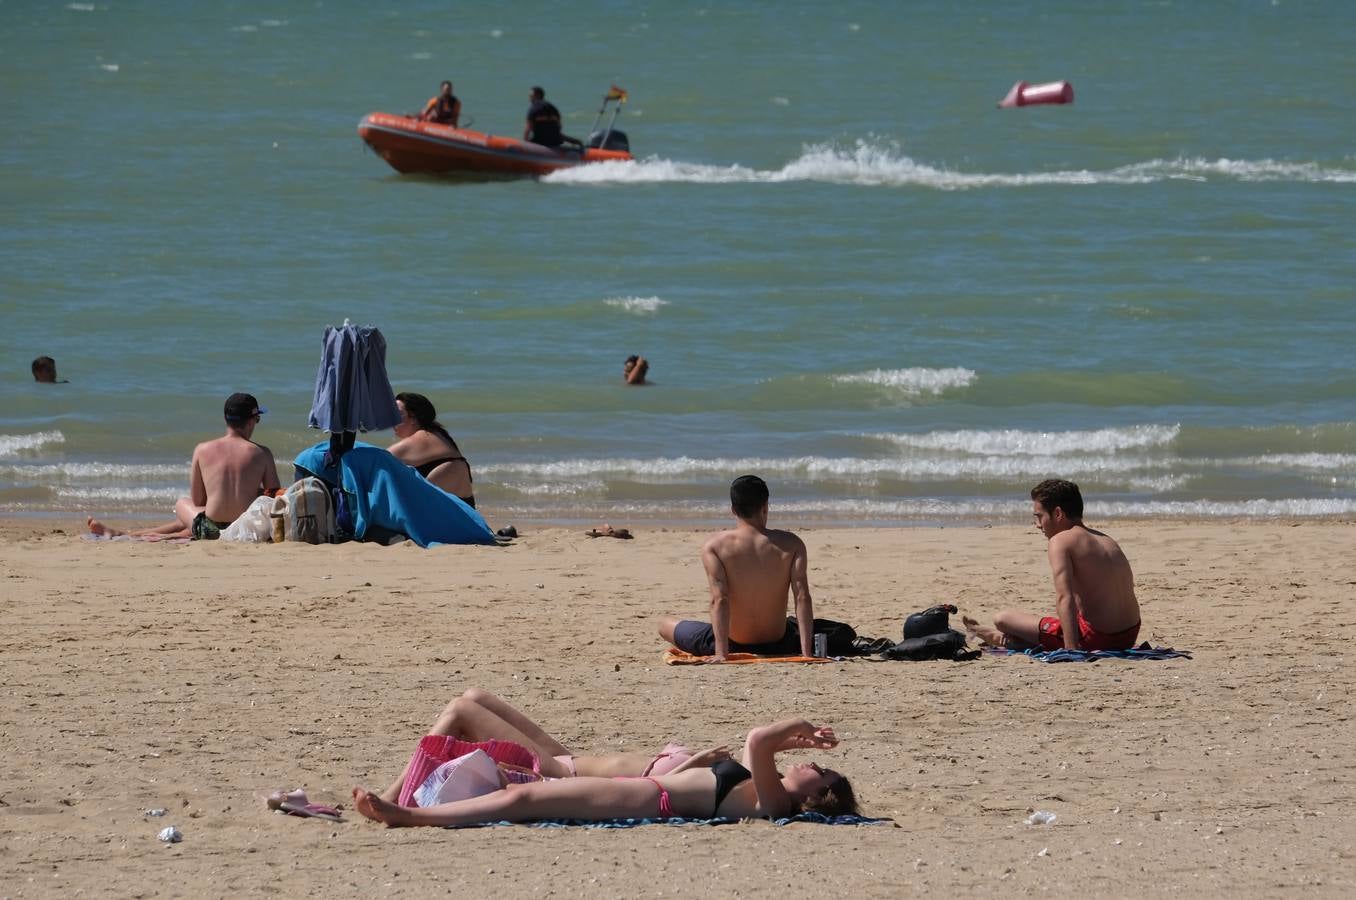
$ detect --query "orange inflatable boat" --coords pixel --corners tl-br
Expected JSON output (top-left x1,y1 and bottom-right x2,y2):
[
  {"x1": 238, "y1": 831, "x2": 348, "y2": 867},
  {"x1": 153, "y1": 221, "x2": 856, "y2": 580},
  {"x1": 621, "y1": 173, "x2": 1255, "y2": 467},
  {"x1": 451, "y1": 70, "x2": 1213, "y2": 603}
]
[{"x1": 358, "y1": 89, "x2": 633, "y2": 177}]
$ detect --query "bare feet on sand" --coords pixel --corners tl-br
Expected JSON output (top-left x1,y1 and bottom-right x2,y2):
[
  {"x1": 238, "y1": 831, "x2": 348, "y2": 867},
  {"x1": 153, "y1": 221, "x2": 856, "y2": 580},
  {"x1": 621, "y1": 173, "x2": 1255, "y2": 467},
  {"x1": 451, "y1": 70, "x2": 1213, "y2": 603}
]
[
  {"x1": 352, "y1": 787, "x2": 411, "y2": 826},
  {"x1": 86, "y1": 516, "x2": 124, "y2": 537},
  {"x1": 962, "y1": 615, "x2": 1005, "y2": 648},
  {"x1": 586, "y1": 524, "x2": 632, "y2": 539}
]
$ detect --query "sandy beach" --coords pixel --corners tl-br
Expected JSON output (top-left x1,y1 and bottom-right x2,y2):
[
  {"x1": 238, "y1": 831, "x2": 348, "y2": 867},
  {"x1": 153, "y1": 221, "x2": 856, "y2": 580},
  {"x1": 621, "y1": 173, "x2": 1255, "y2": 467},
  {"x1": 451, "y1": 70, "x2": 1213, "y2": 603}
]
[{"x1": 2, "y1": 518, "x2": 1353, "y2": 898}]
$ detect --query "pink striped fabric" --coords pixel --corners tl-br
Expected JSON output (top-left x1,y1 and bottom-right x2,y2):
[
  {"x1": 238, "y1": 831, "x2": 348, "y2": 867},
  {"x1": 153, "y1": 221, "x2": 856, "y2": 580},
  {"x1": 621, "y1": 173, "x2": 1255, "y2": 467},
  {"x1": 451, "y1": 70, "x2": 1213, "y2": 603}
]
[{"x1": 398, "y1": 736, "x2": 542, "y2": 807}]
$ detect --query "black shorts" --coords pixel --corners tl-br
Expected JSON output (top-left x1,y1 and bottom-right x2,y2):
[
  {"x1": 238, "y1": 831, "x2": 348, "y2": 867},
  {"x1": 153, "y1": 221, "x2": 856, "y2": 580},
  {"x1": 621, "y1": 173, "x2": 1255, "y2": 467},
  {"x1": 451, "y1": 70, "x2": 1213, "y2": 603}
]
[{"x1": 672, "y1": 617, "x2": 802, "y2": 656}]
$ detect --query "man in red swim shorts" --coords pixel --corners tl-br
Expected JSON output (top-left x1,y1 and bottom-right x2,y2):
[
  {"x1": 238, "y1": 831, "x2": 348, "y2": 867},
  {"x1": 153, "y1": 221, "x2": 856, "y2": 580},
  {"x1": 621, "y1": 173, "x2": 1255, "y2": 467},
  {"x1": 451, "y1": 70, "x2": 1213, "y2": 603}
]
[{"x1": 964, "y1": 479, "x2": 1141, "y2": 651}]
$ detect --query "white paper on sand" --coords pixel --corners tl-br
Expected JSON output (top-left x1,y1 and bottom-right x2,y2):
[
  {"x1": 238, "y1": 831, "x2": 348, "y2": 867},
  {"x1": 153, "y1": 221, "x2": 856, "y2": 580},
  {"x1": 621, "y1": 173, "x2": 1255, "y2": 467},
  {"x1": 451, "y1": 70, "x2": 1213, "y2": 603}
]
[{"x1": 413, "y1": 749, "x2": 502, "y2": 807}]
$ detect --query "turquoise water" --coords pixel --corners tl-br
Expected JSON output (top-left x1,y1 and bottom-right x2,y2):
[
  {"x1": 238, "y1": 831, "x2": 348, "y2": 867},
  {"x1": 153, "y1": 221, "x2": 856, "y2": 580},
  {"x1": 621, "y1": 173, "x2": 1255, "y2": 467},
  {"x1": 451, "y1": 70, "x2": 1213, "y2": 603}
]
[{"x1": 3, "y1": 1, "x2": 1354, "y2": 522}]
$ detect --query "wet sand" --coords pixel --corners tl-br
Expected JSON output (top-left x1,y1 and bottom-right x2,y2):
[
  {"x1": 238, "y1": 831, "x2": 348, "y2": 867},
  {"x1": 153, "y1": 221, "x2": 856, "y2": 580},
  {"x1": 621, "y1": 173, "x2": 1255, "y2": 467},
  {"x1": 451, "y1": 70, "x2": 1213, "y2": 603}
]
[{"x1": 1, "y1": 518, "x2": 1353, "y2": 897}]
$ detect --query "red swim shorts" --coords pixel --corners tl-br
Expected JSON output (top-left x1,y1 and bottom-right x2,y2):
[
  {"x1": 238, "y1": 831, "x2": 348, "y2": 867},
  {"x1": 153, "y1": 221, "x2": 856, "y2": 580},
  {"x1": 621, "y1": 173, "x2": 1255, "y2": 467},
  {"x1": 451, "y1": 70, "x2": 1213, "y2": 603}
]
[{"x1": 1038, "y1": 612, "x2": 1140, "y2": 652}]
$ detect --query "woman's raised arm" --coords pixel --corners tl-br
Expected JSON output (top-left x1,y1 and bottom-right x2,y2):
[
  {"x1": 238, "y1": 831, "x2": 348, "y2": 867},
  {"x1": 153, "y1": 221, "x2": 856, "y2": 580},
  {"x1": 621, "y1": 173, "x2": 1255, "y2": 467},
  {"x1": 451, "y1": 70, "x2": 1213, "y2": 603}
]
[{"x1": 741, "y1": 719, "x2": 839, "y2": 818}]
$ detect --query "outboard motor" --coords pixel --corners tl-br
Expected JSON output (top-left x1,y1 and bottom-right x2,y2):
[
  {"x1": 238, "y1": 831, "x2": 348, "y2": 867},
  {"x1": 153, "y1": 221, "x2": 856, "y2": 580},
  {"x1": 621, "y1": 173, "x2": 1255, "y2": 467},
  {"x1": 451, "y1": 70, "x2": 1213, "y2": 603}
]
[{"x1": 586, "y1": 129, "x2": 629, "y2": 152}]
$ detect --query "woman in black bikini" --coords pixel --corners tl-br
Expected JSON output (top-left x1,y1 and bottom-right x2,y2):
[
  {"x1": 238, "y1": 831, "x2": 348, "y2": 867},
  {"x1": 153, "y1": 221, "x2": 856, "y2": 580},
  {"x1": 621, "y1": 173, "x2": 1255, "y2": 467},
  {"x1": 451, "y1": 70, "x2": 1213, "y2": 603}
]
[
  {"x1": 388, "y1": 392, "x2": 476, "y2": 507},
  {"x1": 352, "y1": 717, "x2": 857, "y2": 827}
]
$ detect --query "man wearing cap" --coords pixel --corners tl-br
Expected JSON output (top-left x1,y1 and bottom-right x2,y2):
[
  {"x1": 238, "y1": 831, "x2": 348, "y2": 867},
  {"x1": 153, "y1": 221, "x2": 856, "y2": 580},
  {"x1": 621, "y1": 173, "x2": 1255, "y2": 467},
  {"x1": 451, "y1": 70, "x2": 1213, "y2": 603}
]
[{"x1": 87, "y1": 392, "x2": 281, "y2": 540}]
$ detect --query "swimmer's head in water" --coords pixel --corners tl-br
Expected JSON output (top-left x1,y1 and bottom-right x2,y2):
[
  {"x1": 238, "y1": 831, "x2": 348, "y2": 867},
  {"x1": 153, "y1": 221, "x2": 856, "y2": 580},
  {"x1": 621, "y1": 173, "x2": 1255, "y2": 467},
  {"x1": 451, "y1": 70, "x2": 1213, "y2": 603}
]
[
  {"x1": 729, "y1": 474, "x2": 769, "y2": 520},
  {"x1": 31, "y1": 356, "x2": 57, "y2": 383}
]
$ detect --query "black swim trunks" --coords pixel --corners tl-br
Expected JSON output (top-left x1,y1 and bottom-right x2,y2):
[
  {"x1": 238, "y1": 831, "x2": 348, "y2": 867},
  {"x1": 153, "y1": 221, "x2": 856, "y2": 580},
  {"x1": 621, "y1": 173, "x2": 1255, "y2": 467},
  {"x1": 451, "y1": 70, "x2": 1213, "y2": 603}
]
[
  {"x1": 191, "y1": 512, "x2": 227, "y2": 541},
  {"x1": 672, "y1": 617, "x2": 803, "y2": 657}
]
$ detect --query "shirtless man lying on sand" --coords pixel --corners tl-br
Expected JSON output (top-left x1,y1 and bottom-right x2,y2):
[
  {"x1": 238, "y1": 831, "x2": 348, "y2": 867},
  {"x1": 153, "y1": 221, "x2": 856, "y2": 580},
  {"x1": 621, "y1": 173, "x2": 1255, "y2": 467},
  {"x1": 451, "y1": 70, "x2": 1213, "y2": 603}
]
[
  {"x1": 88, "y1": 393, "x2": 281, "y2": 541},
  {"x1": 964, "y1": 479, "x2": 1141, "y2": 651},
  {"x1": 657, "y1": 475, "x2": 815, "y2": 661}
]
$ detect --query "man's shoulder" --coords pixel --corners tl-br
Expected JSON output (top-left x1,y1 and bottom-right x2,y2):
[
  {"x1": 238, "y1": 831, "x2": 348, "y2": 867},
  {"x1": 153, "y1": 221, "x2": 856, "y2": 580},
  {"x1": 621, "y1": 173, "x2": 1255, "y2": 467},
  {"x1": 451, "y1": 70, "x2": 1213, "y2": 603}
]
[
  {"x1": 1056, "y1": 524, "x2": 1123, "y2": 554},
  {"x1": 702, "y1": 528, "x2": 741, "y2": 552},
  {"x1": 764, "y1": 527, "x2": 805, "y2": 552}
]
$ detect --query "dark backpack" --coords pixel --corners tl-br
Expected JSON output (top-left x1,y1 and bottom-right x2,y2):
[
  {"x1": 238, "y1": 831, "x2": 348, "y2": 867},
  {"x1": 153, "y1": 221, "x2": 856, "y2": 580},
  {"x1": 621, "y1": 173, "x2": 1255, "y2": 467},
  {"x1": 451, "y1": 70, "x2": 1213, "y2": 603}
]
[
  {"x1": 882, "y1": 629, "x2": 977, "y2": 661},
  {"x1": 882, "y1": 604, "x2": 979, "y2": 662},
  {"x1": 904, "y1": 603, "x2": 958, "y2": 638}
]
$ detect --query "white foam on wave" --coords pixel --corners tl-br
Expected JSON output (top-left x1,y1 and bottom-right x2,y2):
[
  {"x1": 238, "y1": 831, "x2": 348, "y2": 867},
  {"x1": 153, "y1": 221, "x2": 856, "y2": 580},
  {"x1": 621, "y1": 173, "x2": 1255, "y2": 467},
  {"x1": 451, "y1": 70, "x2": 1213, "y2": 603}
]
[
  {"x1": 1091, "y1": 498, "x2": 1356, "y2": 518},
  {"x1": 496, "y1": 480, "x2": 607, "y2": 497},
  {"x1": 67, "y1": 3, "x2": 95, "y2": 10},
  {"x1": 0, "y1": 461, "x2": 185, "y2": 480},
  {"x1": 480, "y1": 452, "x2": 1178, "y2": 485},
  {"x1": 871, "y1": 424, "x2": 1180, "y2": 456},
  {"x1": 603, "y1": 296, "x2": 668, "y2": 314},
  {"x1": 1231, "y1": 453, "x2": 1356, "y2": 470},
  {"x1": 833, "y1": 367, "x2": 976, "y2": 396},
  {"x1": 0, "y1": 431, "x2": 65, "y2": 457},
  {"x1": 100, "y1": 63, "x2": 119, "y2": 72},
  {"x1": 544, "y1": 141, "x2": 1356, "y2": 189},
  {"x1": 57, "y1": 486, "x2": 180, "y2": 502}
]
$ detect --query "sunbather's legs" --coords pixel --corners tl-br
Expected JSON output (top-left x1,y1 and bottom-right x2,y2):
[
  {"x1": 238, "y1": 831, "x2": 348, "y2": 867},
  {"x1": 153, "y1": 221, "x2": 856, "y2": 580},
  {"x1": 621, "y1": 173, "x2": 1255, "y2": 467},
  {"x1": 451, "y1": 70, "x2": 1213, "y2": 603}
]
[
  {"x1": 356, "y1": 776, "x2": 658, "y2": 828},
  {"x1": 455, "y1": 688, "x2": 574, "y2": 759},
  {"x1": 656, "y1": 615, "x2": 684, "y2": 645},
  {"x1": 86, "y1": 515, "x2": 189, "y2": 539},
  {"x1": 962, "y1": 611, "x2": 1041, "y2": 648}
]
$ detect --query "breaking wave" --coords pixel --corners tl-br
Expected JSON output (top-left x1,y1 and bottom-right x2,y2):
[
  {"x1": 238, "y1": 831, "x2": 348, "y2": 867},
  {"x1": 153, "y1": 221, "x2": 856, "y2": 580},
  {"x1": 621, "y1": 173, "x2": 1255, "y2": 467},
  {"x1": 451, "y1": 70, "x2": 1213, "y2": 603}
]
[
  {"x1": 832, "y1": 367, "x2": 976, "y2": 396},
  {"x1": 869, "y1": 424, "x2": 1180, "y2": 456},
  {"x1": 603, "y1": 296, "x2": 668, "y2": 314},
  {"x1": 0, "y1": 431, "x2": 65, "y2": 458}
]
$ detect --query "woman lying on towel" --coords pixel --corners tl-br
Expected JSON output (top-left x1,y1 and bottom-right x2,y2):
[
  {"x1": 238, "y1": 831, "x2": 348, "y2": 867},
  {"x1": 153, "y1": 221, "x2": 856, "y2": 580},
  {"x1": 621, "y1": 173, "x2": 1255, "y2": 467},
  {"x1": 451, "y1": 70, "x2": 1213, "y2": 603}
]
[
  {"x1": 354, "y1": 716, "x2": 857, "y2": 827},
  {"x1": 379, "y1": 688, "x2": 714, "y2": 803}
]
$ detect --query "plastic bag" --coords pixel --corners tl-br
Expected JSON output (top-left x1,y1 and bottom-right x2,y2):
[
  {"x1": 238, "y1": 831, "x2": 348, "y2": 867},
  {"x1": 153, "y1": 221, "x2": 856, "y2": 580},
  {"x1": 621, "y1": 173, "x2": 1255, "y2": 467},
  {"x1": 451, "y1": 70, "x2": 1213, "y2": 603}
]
[
  {"x1": 220, "y1": 496, "x2": 274, "y2": 543},
  {"x1": 413, "y1": 750, "x2": 503, "y2": 807}
]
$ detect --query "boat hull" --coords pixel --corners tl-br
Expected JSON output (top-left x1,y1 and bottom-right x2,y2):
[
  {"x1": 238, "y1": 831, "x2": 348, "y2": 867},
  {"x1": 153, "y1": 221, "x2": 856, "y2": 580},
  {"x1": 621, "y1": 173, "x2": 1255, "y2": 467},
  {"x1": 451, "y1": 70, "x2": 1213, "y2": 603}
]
[{"x1": 358, "y1": 113, "x2": 631, "y2": 176}]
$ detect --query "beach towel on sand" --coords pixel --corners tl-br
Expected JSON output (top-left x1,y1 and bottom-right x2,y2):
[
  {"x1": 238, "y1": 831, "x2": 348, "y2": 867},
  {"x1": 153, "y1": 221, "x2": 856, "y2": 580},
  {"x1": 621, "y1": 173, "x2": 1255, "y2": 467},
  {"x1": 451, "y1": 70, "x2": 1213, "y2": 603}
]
[
  {"x1": 985, "y1": 643, "x2": 1191, "y2": 663},
  {"x1": 664, "y1": 648, "x2": 836, "y2": 665},
  {"x1": 294, "y1": 442, "x2": 495, "y2": 547},
  {"x1": 449, "y1": 811, "x2": 890, "y2": 830}
]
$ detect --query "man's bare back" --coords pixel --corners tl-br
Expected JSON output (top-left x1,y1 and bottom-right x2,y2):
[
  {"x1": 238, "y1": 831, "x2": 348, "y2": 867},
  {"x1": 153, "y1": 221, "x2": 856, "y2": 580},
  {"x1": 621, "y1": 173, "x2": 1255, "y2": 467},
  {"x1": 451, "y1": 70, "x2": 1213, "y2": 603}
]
[
  {"x1": 1048, "y1": 524, "x2": 1139, "y2": 634},
  {"x1": 194, "y1": 433, "x2": 280, "y2": 523},
  {"x1": 702, "y1": 525, "x2": 803, "y2": 645},
  {"x1": 657, "y1": 475, "x2": 815, "y2": 660}
]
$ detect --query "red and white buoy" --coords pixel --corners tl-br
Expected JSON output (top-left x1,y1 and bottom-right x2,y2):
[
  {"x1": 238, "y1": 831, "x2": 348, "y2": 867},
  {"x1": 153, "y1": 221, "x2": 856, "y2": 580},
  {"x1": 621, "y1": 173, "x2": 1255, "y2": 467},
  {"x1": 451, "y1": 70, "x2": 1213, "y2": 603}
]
[{"x1": 998, "y1": 80, "x2": 1074, "y2": 108}]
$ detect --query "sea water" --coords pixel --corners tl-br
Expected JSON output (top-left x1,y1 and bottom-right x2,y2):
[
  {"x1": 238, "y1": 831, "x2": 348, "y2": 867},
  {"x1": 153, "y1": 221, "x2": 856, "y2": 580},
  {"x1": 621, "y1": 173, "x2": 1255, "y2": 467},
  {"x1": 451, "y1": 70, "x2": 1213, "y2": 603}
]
[{"x1": 2, "y1": 1, "x2": 1354, "y2": 522}]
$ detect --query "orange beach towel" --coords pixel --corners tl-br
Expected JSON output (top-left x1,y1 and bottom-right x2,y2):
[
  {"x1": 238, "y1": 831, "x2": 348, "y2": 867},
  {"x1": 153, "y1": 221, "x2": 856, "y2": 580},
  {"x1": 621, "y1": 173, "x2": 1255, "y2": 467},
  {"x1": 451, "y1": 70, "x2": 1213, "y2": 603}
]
[{"x1": 663, "y1": 647, "x2": 835, "y2": 665}]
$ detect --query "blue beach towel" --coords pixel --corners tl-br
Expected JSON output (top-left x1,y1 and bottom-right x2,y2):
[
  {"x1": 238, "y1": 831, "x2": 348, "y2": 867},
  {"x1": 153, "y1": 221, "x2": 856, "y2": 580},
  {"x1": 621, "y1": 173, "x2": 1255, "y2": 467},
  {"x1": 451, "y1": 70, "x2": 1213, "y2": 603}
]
[
  {"x1": 449, "y1": 812, "x2": 891, "y2": 830},
  {"x1": 984, "y1": 644, "x2": 1191, "y2": 663},
  {"x1": 308, "y1": 324, "x2": 401, "y2": 434},
  {"x1": 294, "y1": 442, "x2": 496, "y2": 547}
]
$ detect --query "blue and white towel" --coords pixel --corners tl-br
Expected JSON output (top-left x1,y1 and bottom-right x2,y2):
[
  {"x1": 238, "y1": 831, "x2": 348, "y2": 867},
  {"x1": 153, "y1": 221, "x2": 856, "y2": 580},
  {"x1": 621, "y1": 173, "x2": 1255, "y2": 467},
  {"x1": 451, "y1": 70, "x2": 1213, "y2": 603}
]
[
  {"x1": 985, "y1": 645, "x2": 1192, "y2": 663},
  {"x1": 449, "y1": 812, "x2": 891, "y2": 830}
]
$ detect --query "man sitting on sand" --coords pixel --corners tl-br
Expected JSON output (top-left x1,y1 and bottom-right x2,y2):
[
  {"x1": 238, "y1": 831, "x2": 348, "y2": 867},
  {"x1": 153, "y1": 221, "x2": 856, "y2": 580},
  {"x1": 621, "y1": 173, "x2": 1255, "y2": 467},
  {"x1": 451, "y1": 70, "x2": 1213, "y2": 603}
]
[
  {"x1": 964, "y1": 479, "x2": 1141, "y2": 651},
  {"x1": 88, "y1": 393, "x2": 281, "y2": 541},
  {"x1": 657, "y1": 475, "x2": 815, "y2": 661}
]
